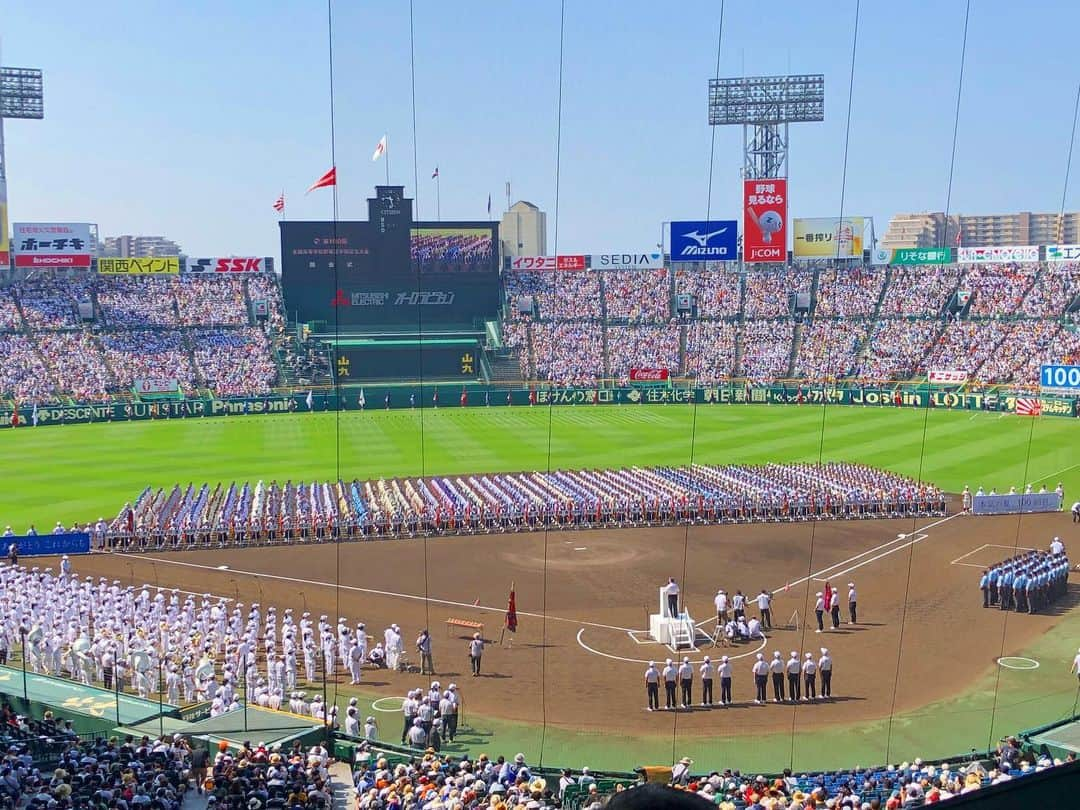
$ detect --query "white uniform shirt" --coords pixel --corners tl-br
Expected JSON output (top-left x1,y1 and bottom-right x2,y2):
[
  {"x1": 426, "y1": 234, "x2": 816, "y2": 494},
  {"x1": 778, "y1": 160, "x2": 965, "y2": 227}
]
[
  {"x1": 644, "y1": 666, "x2": 659, "y2": 684},
  {"x1": 769, "y1": 657, "x2": 784, "y2": 675},
  {"x1": 700, "y1": 661, "x2": 714, "y2": 680},
  {"x1": 752, "y1": 660, "x2": 769, "y2": 677},
  {"x1": 714, "y1": 593, "x2": 728, "y2": 612},
  {"x1": 756, "y1": 593, "x2": 770, "y2": 610},
  {"x1": 717, "y1": 661, "x2": 732, "y2": 679},
  {"x1": 662, "y1": 664, "x2": 677, "y2": 683},
  {"x1": 1051, "y1": 539, "x2": 1065, "y2": 555},
  {"x1": 802, "y1": 658, "x2": 817, "y2": 675},
  {"x1": 678, "y1": 662, "x2": 693, "y2": 681},
  {"x1": 848, "y1": 586, "x2": 857, "y2": 603},
  {"x1": 469, "y1": 638, "x2": 484, "y2": 657},
  {"x1": 819, "y1": 654, "x2": 832, "y2": 672}
]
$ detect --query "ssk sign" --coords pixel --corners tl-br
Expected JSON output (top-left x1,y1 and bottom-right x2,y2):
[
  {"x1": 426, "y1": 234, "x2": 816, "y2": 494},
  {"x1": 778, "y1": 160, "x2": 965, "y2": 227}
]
[
  {"x1": 186, "y1": 257, "x2": 267, "y2": 274},
  {"x1": 630, "y1": 368, "x2": 670, "y2": 381},
  {"x1": 590, "y1": 251, "x2": 664, "y2": 270},
  {"x1": 669, "y1": 220, "x2": 738, "y2": 262},
  {"x1": 13, "y1": 222, "x2": 95, "y2": 269}
]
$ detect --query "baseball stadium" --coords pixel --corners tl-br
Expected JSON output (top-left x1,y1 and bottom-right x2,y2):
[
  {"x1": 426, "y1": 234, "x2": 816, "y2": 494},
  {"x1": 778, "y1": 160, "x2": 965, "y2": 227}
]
[{"x1": 3, "y1": 2, "x2": 1080, "y2": 808}]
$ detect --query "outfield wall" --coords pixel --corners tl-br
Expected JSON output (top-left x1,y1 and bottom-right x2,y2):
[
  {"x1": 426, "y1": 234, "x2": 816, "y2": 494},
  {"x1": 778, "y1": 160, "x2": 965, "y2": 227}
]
[{"x1": 1, "y1": 382, "x2": 1076, "y2": 428}]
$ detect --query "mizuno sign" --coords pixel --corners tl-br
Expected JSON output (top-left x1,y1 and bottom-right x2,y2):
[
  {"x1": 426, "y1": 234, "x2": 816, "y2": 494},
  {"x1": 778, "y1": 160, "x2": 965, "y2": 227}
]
[{"x1": 669, "y1": 220, "x2": 738, "y2": 262}]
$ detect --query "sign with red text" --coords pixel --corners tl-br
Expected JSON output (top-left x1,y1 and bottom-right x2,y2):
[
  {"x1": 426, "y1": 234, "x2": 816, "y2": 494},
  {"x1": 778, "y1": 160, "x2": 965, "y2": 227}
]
[
  {"x1": 12, "y1": 222, "x2": 94, "y2": 268},
  {"x1": 743, "y1": 179, "x2": 788, "y2": 263},
  {"x1": 630, "y1": 368, "x2": 670, "y2": 382},
  {"x1": 508, "y1": 255, "x2": 587, "y2": 271},
  {"x1": 185, "y1": 257, "x2": 268, "y2": 274}
]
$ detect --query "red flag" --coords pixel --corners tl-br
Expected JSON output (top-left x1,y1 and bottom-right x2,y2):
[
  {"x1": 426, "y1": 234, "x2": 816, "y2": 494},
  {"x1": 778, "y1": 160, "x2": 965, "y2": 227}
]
[
  {"x1": 273, "y1": 192, "x2": 285, "y2": 213},
  {"x1": 306, "y1": 166, "x2": 336, "y2": 194},
  {"x1": 823, "y1": 581, "x2": 833, "y2": 611},
  {"x1": 1016, "y1": 398, "x2": 1042, "y2": 417},
  {"x1": 505, "y1": 582, "x2": 517, "y2": 633}
]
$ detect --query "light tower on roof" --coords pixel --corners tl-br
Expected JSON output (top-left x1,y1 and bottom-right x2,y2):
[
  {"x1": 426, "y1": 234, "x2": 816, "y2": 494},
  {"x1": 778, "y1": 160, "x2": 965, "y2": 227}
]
[{"x1": 0, "y1": 66, "x2": 45, "y2": 267}]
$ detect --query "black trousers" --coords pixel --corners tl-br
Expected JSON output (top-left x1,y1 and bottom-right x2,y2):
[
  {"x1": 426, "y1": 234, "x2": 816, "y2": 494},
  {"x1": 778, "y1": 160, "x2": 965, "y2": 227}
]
[
  {"x1": 470, "y1": 655, "x2": 481, "y2": 675},
  {"x1": 702, "y1": 678, "x2": 713, "y2": 705},
  {"x1": 103, "y1": 665, "x2": 113, "y2": 690},
  {"x1": 444, "y1": 712, "x2": 458, "y2": 740},
  {"x1": 647, "y1": 682, "x2": 659, "y2": 710},
  {"x1": 668, "y1": 595, "x2": 679, "y2": 616},
  {"x1": 755, "y1": 675, "x2": 767, "y2": 702},
  {"x1": 680, "y1": 679, "x2": 692, "y2": 706},
  {"x1": 665, "y1": 681, "x2": 677, "y2": 708},
  {"x1": 787, "y1": 673, "x2": 800, "y2": 701},
  {"x1": 772, "y1": 672, "x2": 785, "y2": 701},
  {"x1": 720, "y1": 677, "x2": 732, "y2": 704},
  {"x1": 830, "y1": 606, "x2": 841, "y2": 628},
  {"x1": 805, "y1": 674, "x2": 817, "y2": 699},
  {"x1": 821, "y1": 670, "x2": 832, "y2": 697},
  {"x1": 816, "y1": 610, "x2": 824, "y2": 631},
  {"x1": 761, "y1": 608, "x2": 772, "y2": 629},
  {"x1": 401, "y1": 714, "x2": 415, "y2": 743},
  {"x1": 982, "y1": 587, "x2": 989, "y2": 608},
  {"x1": 849, "y1": 601, "x2": 857, "y2": 623}
]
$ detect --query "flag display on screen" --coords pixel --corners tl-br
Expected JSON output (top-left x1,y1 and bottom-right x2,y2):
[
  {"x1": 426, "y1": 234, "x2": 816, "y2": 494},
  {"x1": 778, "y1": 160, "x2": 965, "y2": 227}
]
[{"x1": 1015, "y1": 398, "x2": 1042, "y2": 416}]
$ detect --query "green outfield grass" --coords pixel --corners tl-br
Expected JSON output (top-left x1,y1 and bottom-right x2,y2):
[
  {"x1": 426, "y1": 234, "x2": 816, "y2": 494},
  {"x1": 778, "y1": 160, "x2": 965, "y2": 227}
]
[{"x1": 1, "y1": 404, "x2": 1076, "y2": 529}]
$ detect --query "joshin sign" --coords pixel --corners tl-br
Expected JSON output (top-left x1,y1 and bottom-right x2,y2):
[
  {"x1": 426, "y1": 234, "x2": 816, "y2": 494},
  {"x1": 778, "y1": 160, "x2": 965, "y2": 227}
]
[{"x1": 743, "y1": 179, "x2": 787, "y2": 263}]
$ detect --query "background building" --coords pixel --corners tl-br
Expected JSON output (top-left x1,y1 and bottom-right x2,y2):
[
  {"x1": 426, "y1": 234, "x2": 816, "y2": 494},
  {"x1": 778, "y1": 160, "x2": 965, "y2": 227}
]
[
  {"x1": 101, "y1": 234, "x2": 183, "y2": 257},
  {"x1": 499, "y1": 200, "x2": 546, "y2": 257},
  {"x1": 882, "y1": 211, "x2": 1079, "y2": 249}
]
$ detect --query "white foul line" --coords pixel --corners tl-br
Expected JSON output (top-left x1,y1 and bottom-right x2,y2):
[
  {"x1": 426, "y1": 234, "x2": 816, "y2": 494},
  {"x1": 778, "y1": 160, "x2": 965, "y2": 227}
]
[
  {"x1": 1028, "y1": 463, "x2": 1078, "y2": 485},
  {"x1": 134, "y1": 553, "x2": 636, "y2": 634}
]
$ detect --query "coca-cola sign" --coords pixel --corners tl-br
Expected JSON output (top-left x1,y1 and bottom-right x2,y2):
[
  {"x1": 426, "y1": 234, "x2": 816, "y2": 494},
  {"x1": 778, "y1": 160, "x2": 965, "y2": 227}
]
[{"x1": 630, "y1": 368, "x2": 669, "y2": 381}]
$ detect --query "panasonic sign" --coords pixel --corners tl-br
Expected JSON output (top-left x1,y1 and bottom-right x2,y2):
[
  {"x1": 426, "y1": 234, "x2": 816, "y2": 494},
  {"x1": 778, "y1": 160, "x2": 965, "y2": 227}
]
[{"x1": 669, "y1": 220, "x2": 738, "y2": 262}]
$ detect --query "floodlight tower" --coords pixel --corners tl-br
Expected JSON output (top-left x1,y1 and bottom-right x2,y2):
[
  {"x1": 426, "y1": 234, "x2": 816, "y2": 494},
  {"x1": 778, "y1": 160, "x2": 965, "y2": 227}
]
[
  {"x1": 0, "y1": 66, "x2": 45, "y2": 266},
  {"x1": 708, "y1": 74, "x2": 824, "y2": 180}
]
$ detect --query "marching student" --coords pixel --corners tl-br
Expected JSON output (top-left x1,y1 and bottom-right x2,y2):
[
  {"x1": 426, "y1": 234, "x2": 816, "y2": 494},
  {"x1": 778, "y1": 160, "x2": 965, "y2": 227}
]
[{"x1": 468, "y1": 632, "x2": 484, "y2": 676}]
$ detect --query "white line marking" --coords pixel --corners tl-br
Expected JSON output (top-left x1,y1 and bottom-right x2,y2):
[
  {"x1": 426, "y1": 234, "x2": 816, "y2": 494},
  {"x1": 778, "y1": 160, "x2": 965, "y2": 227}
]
[
  {"x1": 950, "y1": 544, "x2": 990, "y2": 566},
  {"x1": 216, "y1": 565, "x2": 230, "y2": 570},
  {"x1": 136, "y1": 554, "x2": 636, "y2": 634},
  {"x1": 953, "y1": 562, "x2": 988, "y2": 569},
  {"x1": 1029, "y1": 463, "x2": 1079, "y2": 485},
  {"x1": 815, "y1": 534, "x2": 929, "y2": 580},
  {"x1": 573, "y1": 547, "x2": 588, "y2": 551},
  {"x1": 779, "y1": 513, "x2": 962, "y2": 592},
  {"x1": 576, "y1": 628, "x2": 768, "y2": 665}
]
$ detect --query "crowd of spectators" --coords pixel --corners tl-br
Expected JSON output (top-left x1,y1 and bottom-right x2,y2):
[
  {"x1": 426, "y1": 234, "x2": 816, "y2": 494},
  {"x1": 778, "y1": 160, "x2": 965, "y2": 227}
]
[
  {"x1": 855, "y1": 320, "x2": 941, "y2": 381},
  {"x1": 603, "y1": 270, "x2": 671, "y2": 323},
  {"x1": 0, "y1": 290, "x2": 21, "y2": 330},
  {"x1": 247, "y1": 273, "x2": 287, "y2": 335},
  {"x1": 503, "y1": 272, "x2": 602, "y2": 321},
  {"x1": 101, "y1": 330, "x2": 198, "y2": 391},
  {"x1": 961, "y1": 263, "x2": 1039, "y2": 317},
  {"x1": 12, "y1": 273, "x2": 94, "y2": 329},
  {"x1": 743, "y1": 271, "x2": 812, "y2": 318},
  {"x1": 175, "y1": 276, "x2": 248, "y2": 326},
  {"x1": 606, "y1": 324, "x2": 681, "y2": 380},
  {"x1": 793, "y1": 320, "x2": 868, "y2": 380},
  {"x1": 97, "y1": 277, "x2": 178, "y2": 327},
  {"x1": 877, "y1": 266, "x2": 962, "y2": 317},
  {"x1": 36, "y1": 332, "x2": 112, "y2": 400},
  {"x1": 1019, "y1": 262, "x2": 1080, "y2": 316},
  {"x1": 673, "y1": 268, "x2": 741, "y2": 318},
  {"x1": 0, "y1": 334, "x2": 55, "y2": 401},
  {"x1": 813, "y1": 269, "x2": 885, "y2": 318},
  {"x1": 531, "y1": 323, "x2": 604, "y2": 384},
  {"x1": 685, "y1": 321, "x2": 738, "y2": 382},
  {"x1": 740, "y1": 320, "x2": 795, "y2": 381},
  {"x1": 193, "y1": 328, "x2": 279, "y2": 396},
  {"x1": 920, "y1": 320, "x2": 1012, "y2": 377}
]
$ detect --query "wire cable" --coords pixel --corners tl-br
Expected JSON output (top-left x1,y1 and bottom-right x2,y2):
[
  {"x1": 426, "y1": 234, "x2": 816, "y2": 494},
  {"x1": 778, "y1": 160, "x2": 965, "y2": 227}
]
[
  {"x1": 537, "y1": 0, "x2": 567, "y2": 768},
  {"x1": 884, "y1": 0, "x2": 970, "y2": 763},
  {"x1": 669, "y1": 0, "x2": 725, "y2": 764}
]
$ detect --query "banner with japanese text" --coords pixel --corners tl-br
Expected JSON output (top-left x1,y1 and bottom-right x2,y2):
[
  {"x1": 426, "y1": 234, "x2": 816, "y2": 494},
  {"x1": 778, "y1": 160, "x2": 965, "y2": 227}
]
[
  {"x1": 98, "y1": 256, "x2": 180, "y2": 274},
  {"x1": 743, "y1": 179, "x2": 787, "y2": 263},
  {"x1": 793, "y1": 217, "x2": 864, "y2": 258}
]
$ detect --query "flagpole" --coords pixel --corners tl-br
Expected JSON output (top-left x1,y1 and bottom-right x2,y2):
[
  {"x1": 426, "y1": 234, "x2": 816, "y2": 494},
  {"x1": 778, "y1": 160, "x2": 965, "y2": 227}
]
[
  {"x1": 436, "y1": 173, "x2": 441, "y2": 221},
  {"x1": 385, "y1": 138, "x2": 391, "y2": 185}
]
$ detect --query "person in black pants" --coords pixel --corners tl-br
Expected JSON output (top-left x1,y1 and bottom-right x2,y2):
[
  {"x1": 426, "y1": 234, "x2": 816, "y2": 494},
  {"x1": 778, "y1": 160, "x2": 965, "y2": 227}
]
[
  {"x1": 700, "y1": 657, "x2": 714, "y2": 707},
  {"x1": 752, "y1": 654, "x2": 769, "y2": 704},
  {"x1": 814, "y1": 592, "x2": 825, "y2": 633},
  {"x1": 802, "y1": 654, "x2": 817, "y2": 701},
  {"x1": 770, "y1": 652, "x2": 785, "y2": 703},
  {"x1": 718, "y1": 656, "x2": 733, "y2": 706},
  {"x1": 678, "y1": 658, "x2": 693, "y2": 708},
  {"x1": 644, "y1": 662, "x2": 660, "y2": 711},
  {"x1": 662, "y1": 659, "x2": 677, "y2": 710},
  {"x1": 819, "y1": 649, "x2": 833, "y2": 699},
  {"x1": 786, "y1": 652, "x2": 801, "y2": 702}
]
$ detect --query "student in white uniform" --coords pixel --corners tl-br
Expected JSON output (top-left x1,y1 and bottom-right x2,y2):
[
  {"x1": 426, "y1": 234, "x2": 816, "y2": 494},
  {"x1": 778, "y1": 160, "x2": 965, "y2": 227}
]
[
  {"x1": 756, "y1": 590, "x2": 772, "y2": 629},
  {"x1": 785, "y1": 651, "x2": 802, "y2": 703},
  {"x1": 802, "y1": 653, "x2": 818, "y2": 701},
  {"x1": 661, "y1": 658, "x2": 677, "y2": 710},
  {"x1": 662, "y1": 578, "x2": 680, "y2": 617},
  {"x1": 751, "y1": 654, "x2": 769, "y2": 704},
  {"x1": 847, "y1": 582, "x2": 858, "y2": 624},
  {"x1": 714, "y1": 590, "x2": 729, "y2": 625},
  {"x1": 344, "y1": 706, "x2": 360, "y2": 737},
  {"x1": 718, "y1": 655, "x2": 733, "y2": 706},
  {"x1": 769, "y1": 651, "x2": 785, "y2": 703},
  {"x1": 699, "y1": 656, "x2": 714, "y2": 707},
  {"x1": 814, "y1": 592, "x2": 825, "y2": 633},
  {"x1": 678, "y1": 657, "x2": 694, "y2": 708},
  {"x1": 818, "y1": 648, "x2": 833, "y2": 698},
  {"x1": 1050, "y1": 537, "x2": 1065, "y2": 555}
]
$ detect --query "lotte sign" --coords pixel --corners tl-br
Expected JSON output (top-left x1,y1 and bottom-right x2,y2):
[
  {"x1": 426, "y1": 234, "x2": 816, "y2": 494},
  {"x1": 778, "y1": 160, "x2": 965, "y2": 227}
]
[{"x1": 743, "y1": 179, "x2": 788, "y2": 263}]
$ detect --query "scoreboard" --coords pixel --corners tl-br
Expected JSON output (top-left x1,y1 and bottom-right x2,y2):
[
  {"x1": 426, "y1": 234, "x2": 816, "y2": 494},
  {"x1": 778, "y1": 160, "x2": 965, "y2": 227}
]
[{"x1": 280, "y1": 185, "x2": 500, "y2": 329}]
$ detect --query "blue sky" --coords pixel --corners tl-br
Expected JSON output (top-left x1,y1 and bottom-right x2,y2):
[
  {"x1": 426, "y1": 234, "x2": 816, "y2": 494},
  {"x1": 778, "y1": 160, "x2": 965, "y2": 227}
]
[{"x1": 3, "y1": 0, "x2": 1078, "y2": 260}]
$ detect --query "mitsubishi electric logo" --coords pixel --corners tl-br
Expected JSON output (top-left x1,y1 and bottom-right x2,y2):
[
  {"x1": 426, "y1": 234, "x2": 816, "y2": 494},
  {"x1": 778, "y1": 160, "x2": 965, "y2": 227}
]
[{"x1": 670, "y1": 220, "x2": 738, "y2": 262}]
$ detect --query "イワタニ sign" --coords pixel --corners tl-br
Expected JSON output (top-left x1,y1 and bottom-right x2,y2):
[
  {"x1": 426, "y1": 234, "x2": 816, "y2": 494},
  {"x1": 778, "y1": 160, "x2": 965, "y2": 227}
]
[
  {"x1": 97, "y1": 257, "x2": 180, "y2": 274},
  {"x1": 792, "y1": 217, "x2": 864, "y2": 258},
  {"x1": 743, "y1": 179, "x2": 787, "y2": 263},
  {"x1": 669, "y1": 220, "x2": 738, "y2": 262},
  {"x1": 1040, "y1": 364, "x2": 1080, "y2": 391},
  {"x1": 12, "y1": 222, "x2": 95, "y2": 268},
  {"x1": 508, "y1": 255, "x2": 587, "y2": 271},
  {"x1": 957, "y1": 245, "x2": 1039, "y2": 263},
  {"x1": 185, "y1": 257, "x2": 268, "y2": 274},
  {"x1": 1045, "y1": 245, "x2": 1080, "y2": 262},
  {"x1": 589, "y1": 251, "x2": 664, "y2": 270}
]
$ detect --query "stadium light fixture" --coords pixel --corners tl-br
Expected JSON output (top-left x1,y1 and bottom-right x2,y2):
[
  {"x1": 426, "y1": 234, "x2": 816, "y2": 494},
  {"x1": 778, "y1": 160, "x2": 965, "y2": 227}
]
[
  {"x1": 708, "y1": 74, "x2": 824, "y2": 179},
  {"x1": 0, "y1": 67, "x2": 44, "y2": 120}
]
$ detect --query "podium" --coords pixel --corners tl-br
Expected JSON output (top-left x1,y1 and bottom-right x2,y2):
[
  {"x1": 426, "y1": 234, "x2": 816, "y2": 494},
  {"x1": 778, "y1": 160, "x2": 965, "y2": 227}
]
[{"x1": 648, "y1": 587, "x2": 698, "y2": 650}]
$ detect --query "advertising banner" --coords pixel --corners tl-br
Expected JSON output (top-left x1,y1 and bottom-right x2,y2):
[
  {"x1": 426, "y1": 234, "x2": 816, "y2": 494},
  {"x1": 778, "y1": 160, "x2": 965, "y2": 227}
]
[
  {"x1": 928, "y1": 369, "x2": 968, "y2": 384},
  {"x1": 972, "y1": 492, "x2": 1062, "y2": 515},
  {"x1": 4, "y1": 533, "x2": 91, "y2": 557},
  {"x1": 669, "y1": 221, "x2": 738, "y2": 262},
  {"x1": 743, "y1": 179, "x2": 788, "y2": 263},
  {"x1": 98, "y1": 256, "x2": 180, "y2": 275},
  {"x1": 1046, "y1": 245, "x2": 1080, "y2": 262},
  {"x1": 134, "y1": 379, "x2": 181, "y2": 394},
  {"x1": 0, "y1": 180, "x2": 9, "y2": 267},
  {"x1": 12, "y1": 222, "x2": 94, "y2": 268},
  {"x1": 793, "y1": 217, "x2": 864, "y2": 258},
  {"x1": 508, "y1": 255, "x2": 587, "y2": 271},
  {"x1": 630, "y1": 368, "x2": 670, "y2": 382},
  {"x1": 185, "y1": 257, "x2": 267, "y2": 274},
  {"x1": 589, "y1": 251, "x2": 665, "y2": 270},
  {"x1": 957, "y1": 245, "x2": 1039, "y2": 263},
  {"x1": 871, "y1": 247, "x2": 952, "y2": 266},
  {"x1": 1040, "y1": 364, "x2": 1080, "y2": 390}
]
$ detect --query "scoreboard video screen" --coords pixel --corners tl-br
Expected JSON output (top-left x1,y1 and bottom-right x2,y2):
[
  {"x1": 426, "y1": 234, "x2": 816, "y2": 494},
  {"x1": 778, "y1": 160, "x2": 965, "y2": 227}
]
[{"x1": 280, "y1": 186, "x2": 500, "y2": 329}]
